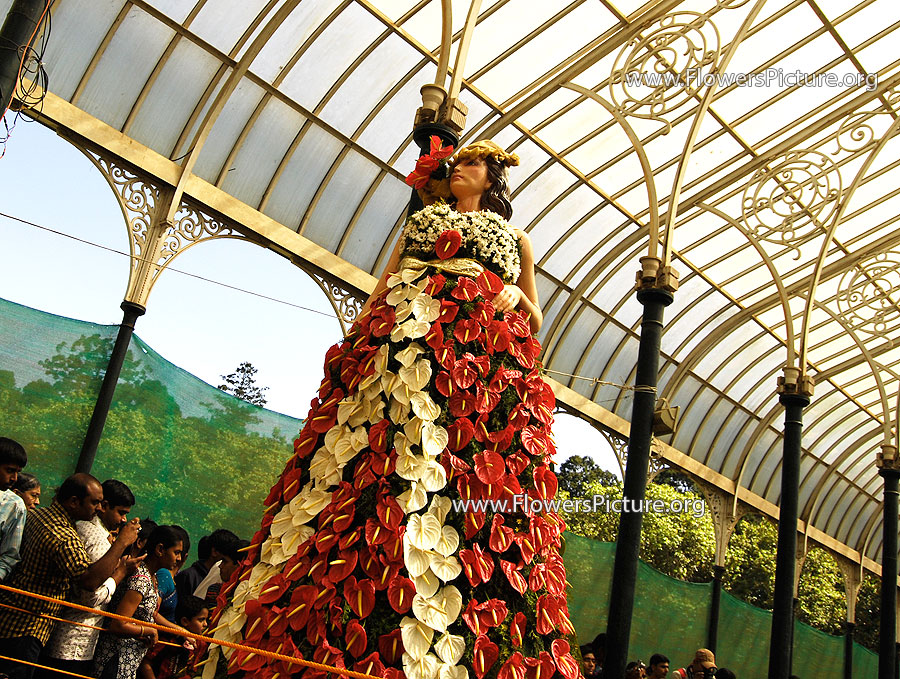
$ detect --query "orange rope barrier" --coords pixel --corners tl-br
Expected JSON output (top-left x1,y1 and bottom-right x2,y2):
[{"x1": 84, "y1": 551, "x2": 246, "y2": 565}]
[
  {"x1": 0, "y1": 584, "x2": 382, "y2": 679},
  {"x1": 0, "y1": 653, "x2": 94, "y2": 679},
  {"x1": 0, "y1": 601, "x2": 181, "y2": 648}
]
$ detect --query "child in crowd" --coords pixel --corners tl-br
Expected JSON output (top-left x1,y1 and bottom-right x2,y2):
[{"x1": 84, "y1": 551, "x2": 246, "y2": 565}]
[{"x1": 142, "y1": 595, "x2": 208, "y2": 679}]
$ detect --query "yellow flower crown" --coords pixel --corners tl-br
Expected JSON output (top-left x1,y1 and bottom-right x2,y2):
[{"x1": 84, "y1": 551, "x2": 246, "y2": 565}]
[{"x1": 452, "y1": 140, "x2": 520, "y2": 168}]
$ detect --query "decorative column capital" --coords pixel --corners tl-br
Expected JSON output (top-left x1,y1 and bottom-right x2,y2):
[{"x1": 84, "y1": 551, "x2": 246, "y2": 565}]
[{"x1": 878, "y1": 445, "x2": 900, "y2": 472}]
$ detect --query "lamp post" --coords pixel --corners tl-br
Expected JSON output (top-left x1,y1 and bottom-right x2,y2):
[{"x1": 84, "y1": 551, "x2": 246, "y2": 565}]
[{"x1": 877, "y1": 444, "x2": 900, "y2": 679}]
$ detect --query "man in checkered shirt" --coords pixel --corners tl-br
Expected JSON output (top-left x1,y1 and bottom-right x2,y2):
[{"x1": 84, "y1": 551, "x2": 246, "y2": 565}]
[{"x1": 0, "y1": 474, "x2": 141, "y2": 679}]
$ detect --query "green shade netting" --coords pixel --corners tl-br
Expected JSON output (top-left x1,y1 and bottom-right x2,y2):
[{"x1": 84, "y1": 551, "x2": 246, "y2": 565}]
[{"x1": 0, "y1": 297, "x2": 881, "y2": 677}]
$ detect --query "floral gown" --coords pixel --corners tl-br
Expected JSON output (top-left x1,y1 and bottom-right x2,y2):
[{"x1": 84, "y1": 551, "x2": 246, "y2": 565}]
[{"x1": 204, "y1": 203, "x2": 580, "y2": 679}]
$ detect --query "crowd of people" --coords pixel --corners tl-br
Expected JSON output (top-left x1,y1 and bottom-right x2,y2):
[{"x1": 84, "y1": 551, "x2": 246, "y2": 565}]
[
  {"x1": 0, "y1": 437, "x2": 247, "y2": 679},
  {"x1": 580, "y1": 637, "x2": 738, "y2": 679}
]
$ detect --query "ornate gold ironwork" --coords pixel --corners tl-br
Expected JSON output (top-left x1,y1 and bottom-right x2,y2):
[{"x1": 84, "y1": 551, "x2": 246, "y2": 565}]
[
  {"x1": 599, "y1": 429, "x2": 627, "y2": 480},
  {"x1": 740, "y1": 151, "x2": 841, "y2": 254},
  {"x1": 84, "y1": 150, "x2": 245, "y2": 307},
  {"x1": 836, "y1": 253, "x2": 900, "y2": 337},
  {"x1": 310, "y1": 273, "x2": 364, "y2": 337},
  {"x1": 609, "y1": 12, "x2": 720, "y2": 126},
  {"x1": 695, "y1": 480, "x2": 748, "y2": 567}
]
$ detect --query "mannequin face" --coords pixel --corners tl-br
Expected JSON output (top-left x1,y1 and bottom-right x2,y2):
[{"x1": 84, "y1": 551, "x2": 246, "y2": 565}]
[{"x1": 450, "y1": 157, "x2": 491, "y2": 202}]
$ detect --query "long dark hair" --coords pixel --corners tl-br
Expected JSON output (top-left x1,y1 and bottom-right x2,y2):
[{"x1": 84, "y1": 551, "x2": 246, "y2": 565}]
[{"x1": 479, "y1": 156, "x2": 514, "y2": 220}]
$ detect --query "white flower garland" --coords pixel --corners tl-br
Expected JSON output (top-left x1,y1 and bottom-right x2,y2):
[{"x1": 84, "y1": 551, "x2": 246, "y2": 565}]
[{"x1": 399, "y1": 203, "x2": 521, "y2": 283}]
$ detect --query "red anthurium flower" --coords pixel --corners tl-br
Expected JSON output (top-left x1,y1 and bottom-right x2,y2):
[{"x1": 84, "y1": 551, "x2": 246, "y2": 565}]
[
  {"x1": 471, "y1": 354, "x2": 490, "y2": 375},
  {"x1": 270, "y1": 635, "x2": 300, "y2": 675},
  {"x1": 306, "y1": 616, "x2": 327, "y2": 646},
  {"x1": 387, "y1": 576, "x2": 416, "y2": 613},
  {"x1": 354, "y1": 652, "x2": 386, "y2": 678},
  {"x1": 551, "y1": 640, "x2": 580, "y2": 679},
  {"x1": 443, "y1": 450, "x2": 472, "y2": 473},
  {"x1": 528, "y1": 562, "x2": 547, "y2": 592},
  {"x1": 478, "y1": 598, "x2": 507, "y2": 629},
  {"x1": 372, "y1": 562, "x2": 399, "y2": 591},
  {"x1": 313, "y1": 640, "x2": 346, "y2": 669},
  {"x1": 470, "y1": 301, "x2": 496, "y2": 326},
  {"x1": 437, "y1": 299, "x2": 459, "y2": 324},
  {"x1": 280, "y1": 468, "x2": 305, "y2": 503},
  {"x1": 540, "y1": 380, "x2": 556, "y2": 408},
  {"x1": 425, "y1": 324, "x2": 446, "y2": 352},
  {"x1": 435, "y1": 230, "x2": 463, "y2": 260},
  {"x1": 520, "y1": 425, "x2": 551, "y2": 458},
  {"x1": 483, "y1": 320, "x2": 511, "y2": 354},
  {"x1": 511, "y1": 341, "x2": 536, "y2": 369},
  {"x1": 452, "y1": 277, "x2": 481, "y2": 302},
  {"x1": 242, "y1": 599, "x2": 268, "y2": 642},
  {"x1": 489, "y1": 366, "x2": 519, "y2": 393},
  {"x1": 433, "y1": 341, "x2": 456, "y2": 369},
  {"x1": 344, "y1": 576, "x2": 376, "y2": 618},
  {"x1": 515, "y1": 531, "x2": 536, "y2": 564},
  {"x1": 504, "y1": 311, "x2": 531, "y2": 338},
  {"x1": 353, "y1": 653, "x2": 385, "y2": 679},
  {"x1": 377, "y1": 494, "x2": 403, "y2": 531},
  {"x1": 257, "y1": 574, "x2": 288, "y2": 604},
  {"x1": 532, "y1": 465, "x2": 559, "y2": 501},
  {"x1": 374, "y1": 450, "x2": 397, "y2": 478},
  {"x1": 451, "y1": 356, "x2": 479, "y2": 389},
  {"x1": 382, "y1": 530, "x2": 404, "y2": 563},
  {"x1": 536, "y1": 594, "x2": 565, "y2": 635},
  {"x1": 313, "y1": 583, "x2": 336, "y2": 611},
  {"x1": 544, "y1": 555, "x2": 567, "y2": 596},
  {"x1": 462, "y1": 600, "x2": 483, "y2": 635},
  {"x1": 405, "y1": 136, "x2": 454, "y2": 188},
  {"x1": 486, "y1": 424, "x2": 514, "y2": 452},
  {"x1": 490, "y1": 515, "x2": 514, "y2": 553},
  {"x1": 457, "y1": 474, "x2": 484, "y2": 503},
  {"x1": 474, "y1": 450, "x2": 505, "y2": 484},
  {"x1": 524, "y1": 652, "x2": 556, "y2": 679},
  {"x1": 265, "y1": 606, "x2": 289, "y2": 637},
  {"x1": 505, "y1": 451, "x2": 530, "y2": 477},
  {"x1": 365, "y1": 517, "x2": 390, "y2": 546},
  {"x1": 310, "y1": 407, "x2": 338, "y2": 434},
  {"x1": 515, "y1": 375, "x2": 544, "y2": 410},
  {"x1": 264, "y1": 477, "x2": 284, "y2": 507},
  {"x1": 448, "y1": 390, "x2": 476, "y2": 418},
  {"x1": 531, "y1": 402, "x2": 554, "y2": 426},
  {"x1": 314, "y1": 528, "x2": 338, "y2": 555},
  {"x1": 368, "y1": 419, "x2": 391, "y2": 453},
  {"x1": 510, "y1": 612, "x2": 526, "y2": 648},
  {"x1": 446, "y1": 417, "x2": 476, "y2": 452},
  {"x1": 286, "y1": 585, "x2": 317, "y2": 631},
  {"x1": 371, "y1": 309, "x2": 396, "y2": 337},
  {"x1": 383, "y1": 668, "x2": 406, "y2": 679},
  {"x1": 498, "y1": 653, "x2": 526, "y2": 679},
  {"x1": 378, "y1": 629, "x2": 404, "y2": 665},
  {"x1": 345, "y1": 619, "x2": 368, "y2": 657},
  {"x1": 459, "y1": 548, "x2": 479, "y2": 586},
  {"x1": 474, "y1": 382, "x2": 500, "y2": 414},
  {"x1": 294, "y1": 427, "x2": 320, "y2": 460},
  {"x1": 473, "y1": 635, "x2": 500, "y2": 679},
  {"x1": 231, "y1": 641, "x2": 268, "y2": 673},
  {"x1": 424, "y1": 273, "x2": 446, "y2": 296},
  {"x1": 325, "y1": 342, "x2": 345, "y2": 368},
  {"x1": 475, "y1": 269, "x2": 505, "y2": 297},
  {"x1": 465, "y1": 511, "x2": 486, "y2": 539},
  {"x1": 329, "y1": 599, "x2": 344, "y2": 633},
  {"x1": 454, "y1": 318, "x2": 482, "y2": 344},
  {"x1": 435, "y1": 371, "x2": 454, "y2": 397},
  {"x1": 306, "y1": 552, "x2": 330, "y2": 584},
  {"x1": 339, "y1": 528, "x2": 362, "y2": 553},
  {"x1": 321, "y1": 388, "x2": 346, "y2": 413}
]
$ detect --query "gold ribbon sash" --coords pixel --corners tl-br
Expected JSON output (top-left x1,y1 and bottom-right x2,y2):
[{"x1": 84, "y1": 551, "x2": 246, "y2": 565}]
[{"x1": 398, "y1": 256, "x2": 485, "y2": 278}]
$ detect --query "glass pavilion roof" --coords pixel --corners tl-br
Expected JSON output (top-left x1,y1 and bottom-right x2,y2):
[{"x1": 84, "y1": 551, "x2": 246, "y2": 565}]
[{"x1": 10, "y1": 0, "x2": 900, "y2": 567}]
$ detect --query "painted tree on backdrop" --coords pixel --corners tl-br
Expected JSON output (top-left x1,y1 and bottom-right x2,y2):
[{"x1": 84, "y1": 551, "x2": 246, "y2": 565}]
[
  {"x1": 558, "y1": 471, "x2": 870, "y2": 647},
  {"x1": 217, "y1": 361, "x2": 269, "y2": 406}
]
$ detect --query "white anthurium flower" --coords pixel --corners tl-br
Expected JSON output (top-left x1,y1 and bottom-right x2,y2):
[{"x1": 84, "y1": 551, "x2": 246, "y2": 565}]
[
  {"x1": 361, "y1": 379, "x2": 383, "y2": 405},
  {"x1": 376, "y1": 343, "x2": 391, "y2": 373},
  {"x1": 281, "y1": 524, "x2": 314, "y2": 559},
  {"x1": 400, "y1": 616, "x2": 435, "y2": 661},
  {"x1": 201, "y1": 646, "x2": 220, "y2": 679},
  {"x1": 435, "y1": 633, "x2": 466, "y2": 666},
  {"x1": 407, "y1": 513, "x2": 442, "y2": 551},
  {"x1": 437, "y1": 586, "x2": 462, "y2": 626},
  {"x1": 411, "y1": 392, "x2": 441, "y2": 422},
  {"x1": 392, "y1": 381, "x2": 413, "y2": 407},
  {"x1": 428, "y1": 496, "x2": 452, "y2": 524},
  {"x1": 412, "y1": 586, "x2": 462, "y2": 633},
  {"x1": 433, "y1": 524, "x2": 460, "y2": 557},
  {"x1": 230, "y1": 581, "x2": 250, "y2": 610},
  {"x1": 358, "y1": 371, "x2": 380, "y2": 392},
  {"x1": 429, "y1": 553, "x2": 462, "y2": 583},
  {"x1": 380, "y1": 371, "x2": 401, "y2": 399},
  {"x1": 289, "y1": 485, "x2": 332, "y2": 526},
  {"x1": 396, "y1": 343, "x2": 425, "y2": 367},
  {"x1": 386, "y1": 272, "x2": 404, "y2": 288},
  {"x1": 404, "y1": 418, "x2": 423, "y2": 446},
  {"x1": 390, "y1": 398, "x2": 411, "y2": 424},
  {"x1": 270, "y1": 505, "x2": 294, "y2": 539},
  {"x1": 337, "y1": 395, "x2": 362, "y2": 426},
  {"x1": 363, "y1": 398, "x2": 385, "y2": 425},
  {"x1": 348, "y1": 427, "x2": 369, "y2": 453},
  {"x1": 403, "y1": 653, "x2": 441, "y2": 679},
  {"x1": 387, "y1": 284, "x2": 410, "y2": 307},
  {"x1": 405, "y1": 278, "x2": 430, "y2": 301},
  {"x1": 396, "y1": 451, "x2": 427, "y2": 482},
  {"x1": 400, "y1": 267, "x2": 427, "y2": 284},
  {"x1": 247, "y1": 562, "x2": 280, "y2": 592},
  {"x1": 421, "y1": 459, "x2": 448, "y2": 492},
  {"x1": 400, "y1": 359, "x2": 432, "y2": 392},
  {"x1": 260, "y1": 535, "x2": 285, "y2": 566},
  {"x1": 411, "y1": 295, "x2": 441, "y2": 324},
  {"x1": 324, "y1": 426, "x2": 354, "y2": 461},
  {"x1": 395, "y1": 299, "x2": 413, "y2": 322},
  {"x1": 309, "y1": 449, "x2": 340, "y2": 485},
  {"x1": 412, "y1": 568, "x2": 441, "y2": 598},
  {"x1": 393, "y1": 431, "x2": 412, "y2": 458},
  {"x1": 403, "y1": 537, "x2": 433, "y2": 577},
  {"x1": 398, "y1": 481, "x2": 428, "y2": 512},
  {"x1": 405, "y1": 319, "x2": 431, "y2": 339},
  {"x1": 421, "y1": 422, "x2": 449, "y2": 457},
  {"x1": 438, "y1": 663, "x2": 469, "y2": 679}
]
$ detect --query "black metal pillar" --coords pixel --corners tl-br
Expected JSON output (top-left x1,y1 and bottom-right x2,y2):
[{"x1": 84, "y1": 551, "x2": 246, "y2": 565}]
[
  {"x1": 603, "y1": 281, "x2": 674, "y2": 679},
  {"x1": 878, "y1": 464, "x2": 900, "y2": 679},
  {"x1": 75, "y1": 301, "x2": 146, "y2": 473},
  {"x1": 844, "y1": 621, "x2": 854, "y2": 679},
  {"x1": 0, "y1": 0, "x2": 45, "y2": 115},
  {"x1": 709, "y1": 564, "x2": 725, "y2": 653},
  {"x1": 768, "y1": 390, "x2": 809, "y2": 679}
]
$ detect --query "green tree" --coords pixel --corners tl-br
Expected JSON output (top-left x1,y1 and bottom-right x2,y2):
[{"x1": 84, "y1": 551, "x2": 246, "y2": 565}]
[
  {"x1": 556, "y1": 455, "x2": 619, "y2": 497},
  {"x1": 797, "y1": 548, "x2": 846, "y2": 635},
  {"x1": 723, "y1": 514, "x2": 777, "y2": 608},
  {"x1": 854, "y1": 575, "x2": 879, "y2": 650},
  {"x1": 218, "y1": 361, "x2": 269, "y2": 406}
]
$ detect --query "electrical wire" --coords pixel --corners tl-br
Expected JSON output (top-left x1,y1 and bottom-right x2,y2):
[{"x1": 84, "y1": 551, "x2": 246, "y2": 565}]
[{"x1": 0, "y1": 209, "x2": 339, "y2": 320}]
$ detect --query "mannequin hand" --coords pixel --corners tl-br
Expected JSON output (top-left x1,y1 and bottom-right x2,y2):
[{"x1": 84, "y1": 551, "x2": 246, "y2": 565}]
[{"x1": 494, "y1": 285, "x2": 523, "y2": 313}]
